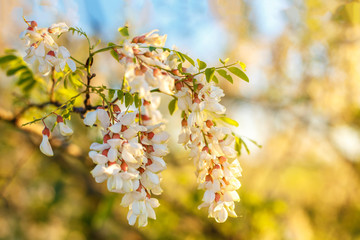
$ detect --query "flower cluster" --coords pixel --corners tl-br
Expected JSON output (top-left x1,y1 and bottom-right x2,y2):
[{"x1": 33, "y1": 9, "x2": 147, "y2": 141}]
[
  {"x1": 22, "y1": 19, "x2": 248, "y2": 226},
  {"x1": 85, "y1": 100, "x2": 169, "y2": 227},
  {"x1": 175, "y1": 68, "x2": 242, "y2": 223},
  {"x1": 20, "y1": 20, "x2": 76, "y2": 75},
  {"x1": 113, "y1": 30, "x2": 175, "y2": 100},
  {"x1": 39, "y1": 115, "x2": 73, "y2": 156}
]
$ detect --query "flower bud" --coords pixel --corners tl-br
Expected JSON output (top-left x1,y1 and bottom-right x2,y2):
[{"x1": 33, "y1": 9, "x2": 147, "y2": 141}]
[
  {"x1": 144, "y1": 52, "x2": 152, "y2": 57},
  {"x1": 102, "y1": 149, "x2": 109, "y2": 156},
  {"x1": 113, "y1": 105, "x2": 121, "y2": 113},
  {"x1": 175, "y1": 81, "x2": 183, "y2": 91},
  {"x1": 113, "y1": 133, "x2": 121, "y2": 139},
  {"x1": 103, "y1": 134, "x2": 111, "y2": 143},
  {"x1": 42, "y1": 127, "x2": 50, "y2": 137},
  {"x1": 30, "y1": 21, "x2": 37, "y2": 28},
  {"x1": 215, "y1": 192, "x2": 221, "y2": 202},
  {"x1": 138, "y1": 35, "x2": 146, "y2": 43},
  {"x1": 171, "y1": 69, "x2": 180, "y2": 76},
  {"x1": 218, "y1": 156, "x2": 226, "y2": 164},
  {"x1": 153, "y1": 68, "x2": 161, "y2": 77},
  {"x1": 132, "y1": 37, "x2": 139, "y2": 43},
  {"x1": 181, "y1": 118, "x2": 188, "y2": 127},
  {"x1": 147, "y1": 132, "x2": 155, "y2": 140},
  {"x1": 206, "y1": 120, "x2": 214, "y2": 128},
  {"x1": 121, "y1": 161, "x2": 128, "y2": 171}
]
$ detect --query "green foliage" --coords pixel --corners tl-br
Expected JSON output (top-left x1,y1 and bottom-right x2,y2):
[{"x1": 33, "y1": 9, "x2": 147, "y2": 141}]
[
  {"x1": 168, "y1": 98, "x2": 178, "y2": 115},
  {"x1": 334, "y1": 1, "x2": 360, "y2": 26},
  {"x1": 228, "y1": 66, "x2": 249, "y2": 82},
  {"x1": 118, "y1": 26, "x2": 129, "y2": 37},
  {"x1": 124, "y1": 92, "x2": 133, "y2": 107},
  {"x1": 219, "y1": 116, "x2": 239, "y2": 127},
  {"x1": 205, "y1": 67, "x2": 215, "y2": 83},
  {"x1": 0, "y1": 51, "x2": 37, "y2": 93},
  {"x1": 216, "y1": 69, "x2": 233, "y2": 83},
  {"x1": 197, "y1": 59, "x2": 207, "y2": 70}
]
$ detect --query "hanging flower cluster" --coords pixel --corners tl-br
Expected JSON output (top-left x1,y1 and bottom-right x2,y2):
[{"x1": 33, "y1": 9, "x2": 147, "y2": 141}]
[
  {"x1": 20, "y1": 20, "x2": 76, "y2": 75},
  {"x1": 175, "y1": 71, "x2": 242, "y2": 222},
  {"x1": 16, "y1": 19, "x2": 252, "y2": 227}
]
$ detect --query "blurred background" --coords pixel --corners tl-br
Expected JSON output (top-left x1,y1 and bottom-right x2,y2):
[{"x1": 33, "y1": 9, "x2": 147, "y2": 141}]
[{"x1": 1, "y1": 0, "x2": 360, "y2": 239}]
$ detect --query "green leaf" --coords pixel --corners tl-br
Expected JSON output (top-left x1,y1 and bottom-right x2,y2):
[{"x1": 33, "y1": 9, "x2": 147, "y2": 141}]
[
  {"x1": 217, "y1": 69, "x2": 233, "y2": 83},
  {"x1": 118, "y1": 26, "x2": 129, "y2": 37},
  {"x1": 134, "y1": 94, "x2": 141, "y2": 108},
  {"x1": 219, "y1": 58, "x2": 229, "y2": 65},
  {"x1": 228, "y1": 66, "x2": 249, "y2": 82},
  {"x1": 235, "y1": 136, "x2": 242, "y2": 156},
  {"x1": 117, "y1": 90, "x2": 124, "y2": 102},
  {"x1": 6, "y1": 65, "x2": 27, "y2": 76},
  {"x1": 212, "y1": 75, "x2": 219, "y2": 84},
  {"x1": 182, "y1": 53, "x2": 195, "y2": 66},
  {"x1": 175, "y1": 51, "x2": 185, "y2": 62},
  {"x1": 0, "y1": 55, "x2": 17, "y2": 64},
  {"x1": 205, "y1": 68, "x2": 215, "y2": 83},
  {"x1": 124, "y1": 92, "x2": 133, "y2": 107},
  {"x1": 108, "y1": 89, "x2": 115, "y2": 101},
  {"x1": 220, "y1": 116, "x2": 239, "y2": 127},
  {"x1": 197, "y1": 59, "x2": 207, "y2": 70},
  {"x1": 168, "y1": 98, "x2": 178, "y2": 115},
  {"x1": 149, "y1": 46, "x2": 156, "y2": 52}
]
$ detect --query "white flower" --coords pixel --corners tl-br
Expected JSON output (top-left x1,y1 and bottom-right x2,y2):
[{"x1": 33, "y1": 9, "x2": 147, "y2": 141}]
[
  {"x1": 83, "y1": 108, "x2": 110, "y2": 128},
  {"x1": 143, "y1": 29, "x2": 167, "y2": 47},
  {"x1": 40, "y1": 134, "x2": 53, "y2": 156},
  {"x1": 53, "y1": 46, "x2": 76, "y2": 72},
  {"x1": 59, "y1": 122, "x2": 73, "y2": 136},
  {"x1": 48, "y1": 22, "x2": 69, "y2": 35}
]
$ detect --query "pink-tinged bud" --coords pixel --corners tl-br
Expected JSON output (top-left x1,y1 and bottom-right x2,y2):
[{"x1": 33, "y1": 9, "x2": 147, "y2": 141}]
[
  {"x1": 193, "y1": 97, "x2": 201, "y2": 104},
  {"x1": 147, "y1": 132, "x2": 155, "y2": 140},
  {"x1": 202, "y1": 146, "x2": 209, "y2": 153},
  {"x1": 142, "y1": 115, "x2": 150, "y2": 121},
  {"x1": 121, "y1": 125, "x2": 128, "y2": 132},
  {"x1": 214, "y1": 164, "x2": 220, "y2": 170},
  {"x1": 143, "y1": 100, "x2": 151, "y2": 106},
  {"x1": 175, "y1": 81, "x2": 183, "y2": 91},
  {"x1": 140, "y1": 64, "x2": 147, "y2": 73},
  {"x1": 215, "y1": 192, "x2": 221, "y2": 202},
  {"x1": 207, "y1": 133, "x2": 213, "y2": 139},
  {"x1": 171, "y1": 69, "x2": 180, "y2": 76},
  {"x1": 138, "y1": 167, "x2": 145, "y2": 174},
  {"x1": 30, "y1": 21, "x2": 37, "y2": 28},
  {"x1": 146, "y1": 158, "x2": 153, "y2": 166},
  {"x1": 182, "y1": 67, "x2": 187, "y2": 72},
  {"x1": 153, "y1": 68, "x2": 161, "y2": 77},
  {"x1": 197, "y1": 84, "x2": 204, "y2": 90},
  {"x1": 103, "y1": 134, "x2": 111, "y2": 143},
  {"x1": 113, "y1": 105, "x2": 121, "y2": 113},
  {"x1": 218, "y1": 156, "x2": 226, "y2": 164},
  {"x1": 185, "y1": 76, "x2": 193, "y2": 82},
  {"x1": 112, "y1": 133, "x2": 121, "y2": 139},
  {"x1": 222, "y1": 177, "x2": 230, "y2": 185},
  {"x1": 56, "y1": 115, "x2": 64, "y2": 123},
  {"x1": 181, "y1": 118, "x2": 188, "y2": 127},
  {"x1": 48, "y1": 27, "x2": 53, "y2": 33},
  {"x1": 42, "y1": 127, "x2": 50, "y2": 137},
  {"x1": 31, "y1": 43, "x2": 38, "y2": 48},
  {"x1": 144, "y1": 52, "x2": 152, "y2": 57},
  {"x1": 121, "y1": 161, "x2": 128, "y2": 172},
  {"x1": 206, "y1": 120, "x2": 214, "y2": 128},
  {"x1": 102, "y1": 149, "x2": 109, "y2": 156},
  {"x1": 132, "y1": 37, "x2": 139, "y2": 43},
  {"x1": 27, "y1": 27, "x2": 34, "y2": 31},
  {"x1": 138, "y1": 35, "x2": 146, "y2": 43},
  {"x1": 146, "y1": 145, "x2": 154, "y2": 153},
  {"x1": 205, "y1": 174, "x2": 213, "y2": 182},
  {"x1": 135, "y1": 67, "x2": 143, "y2": 76},
  {"x1": 108, "y1": 161, "x2": 116, "y2": 166}
]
